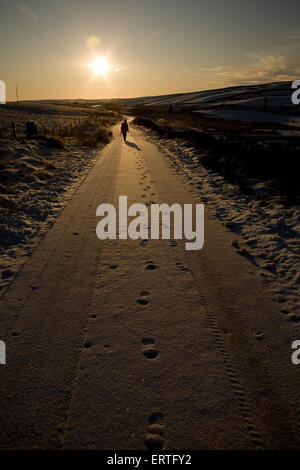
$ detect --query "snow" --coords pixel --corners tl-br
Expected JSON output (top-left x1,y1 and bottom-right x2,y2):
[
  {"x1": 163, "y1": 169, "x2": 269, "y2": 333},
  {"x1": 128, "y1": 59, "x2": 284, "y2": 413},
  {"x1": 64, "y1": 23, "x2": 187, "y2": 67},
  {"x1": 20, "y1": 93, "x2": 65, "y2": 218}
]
[
  {"x1": 125, "y1": 81, "x2": 300, "y2": 126},
  {"x1": 0, "y1": 122, "x2": 299, "y2": 449},
  {"x1": 0, "y1": 138, "x2": 104, "y2": 293},
  {"x1": 194, "y1": 109, "x2": 300, "y2": 126},
  {"x1": 139, "y1": 128, "x2": 300, "y2": 319},
  {"x1": 123, "y1": 81, "x2": 293, "y2": 108}
]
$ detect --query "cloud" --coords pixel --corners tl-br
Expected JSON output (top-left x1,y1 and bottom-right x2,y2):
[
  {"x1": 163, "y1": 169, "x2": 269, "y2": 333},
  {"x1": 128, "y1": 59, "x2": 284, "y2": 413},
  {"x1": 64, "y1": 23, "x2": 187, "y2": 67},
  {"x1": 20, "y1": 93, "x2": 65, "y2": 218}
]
[
  {"x1": 289, "y1": 34, "x2": 300, "y2": 40},
  {"x1": 17, "y1": 3, "x2": 38, "y2": 22},
  {"x1": 199, "y1": 65, "x2": 233, "y2": 73},
  {"x1": 199, "y1": 54, "x2": 300, "y2": 85},
  {"x1": 86, "y1": 36, "x2": 101, "y2": 50}
]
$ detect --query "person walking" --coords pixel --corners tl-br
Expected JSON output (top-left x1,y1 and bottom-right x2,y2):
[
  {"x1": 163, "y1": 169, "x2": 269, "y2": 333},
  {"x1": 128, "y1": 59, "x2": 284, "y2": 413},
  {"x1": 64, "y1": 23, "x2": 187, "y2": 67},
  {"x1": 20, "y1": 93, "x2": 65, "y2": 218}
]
[{"x1": 121, "y1": 119, "x2": 129, "y2": 141}]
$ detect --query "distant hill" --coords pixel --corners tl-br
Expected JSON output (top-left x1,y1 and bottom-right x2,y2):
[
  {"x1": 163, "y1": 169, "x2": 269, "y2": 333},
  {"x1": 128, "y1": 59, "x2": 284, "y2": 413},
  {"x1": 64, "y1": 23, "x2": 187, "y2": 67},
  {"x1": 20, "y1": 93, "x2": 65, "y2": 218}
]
[
  {"x1": 119, "y1": 81, "x2": 293, "y2": 109},
  {"x1": 120, "y1": 81, "x2": 300, "y2": 127},
  {"x1": 10, "y1": 81, "x2": 299, "y2": 126}
]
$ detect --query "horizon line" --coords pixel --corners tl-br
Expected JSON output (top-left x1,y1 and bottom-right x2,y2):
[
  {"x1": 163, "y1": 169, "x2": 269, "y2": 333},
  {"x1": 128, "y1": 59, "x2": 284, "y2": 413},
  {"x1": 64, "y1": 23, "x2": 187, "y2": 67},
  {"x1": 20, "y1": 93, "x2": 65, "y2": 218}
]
[{"x1": 4, "y1": 79, "x2": 292, "y2": 104}]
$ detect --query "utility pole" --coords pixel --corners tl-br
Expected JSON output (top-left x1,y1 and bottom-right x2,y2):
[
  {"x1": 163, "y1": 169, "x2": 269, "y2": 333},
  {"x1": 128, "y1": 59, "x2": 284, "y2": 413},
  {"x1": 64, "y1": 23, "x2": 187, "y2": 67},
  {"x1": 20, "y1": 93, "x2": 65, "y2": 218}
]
[{"x1": 16, "y1": 86, "x2": 19, "y2": 104}]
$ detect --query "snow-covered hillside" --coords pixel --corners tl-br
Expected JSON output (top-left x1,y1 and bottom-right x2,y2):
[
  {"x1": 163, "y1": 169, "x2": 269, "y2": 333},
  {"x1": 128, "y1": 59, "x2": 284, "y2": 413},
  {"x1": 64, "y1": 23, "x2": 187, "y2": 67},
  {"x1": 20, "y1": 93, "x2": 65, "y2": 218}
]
[
  {"x1": 122, "y1": 81, "x2": 300, "y2": 126},
  {"x1": 123, "y1": 82, "x2": 293, "y2": 108}
]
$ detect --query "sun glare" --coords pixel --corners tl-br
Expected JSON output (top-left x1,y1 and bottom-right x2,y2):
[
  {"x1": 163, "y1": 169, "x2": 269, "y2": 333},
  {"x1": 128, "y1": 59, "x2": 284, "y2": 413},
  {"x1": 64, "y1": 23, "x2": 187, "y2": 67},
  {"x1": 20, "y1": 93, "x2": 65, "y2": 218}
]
[{"x1": 92, "y1": 56, "x2": 110, "y2": 76}]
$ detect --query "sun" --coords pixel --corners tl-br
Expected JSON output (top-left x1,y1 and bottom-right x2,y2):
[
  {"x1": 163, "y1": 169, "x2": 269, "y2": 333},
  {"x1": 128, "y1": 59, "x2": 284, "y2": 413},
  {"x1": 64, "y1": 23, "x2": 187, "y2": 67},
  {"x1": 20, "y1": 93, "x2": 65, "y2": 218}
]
[{"x1": 92, "y1": 56, "x2": 110, "y2": 76}]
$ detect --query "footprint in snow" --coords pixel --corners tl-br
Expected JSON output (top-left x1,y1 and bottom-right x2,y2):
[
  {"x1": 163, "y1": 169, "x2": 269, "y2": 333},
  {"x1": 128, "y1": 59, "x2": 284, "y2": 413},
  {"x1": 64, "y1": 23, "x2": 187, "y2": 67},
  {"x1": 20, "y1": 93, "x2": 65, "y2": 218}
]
[
  {"x1": 145, "y1": 411, "x2": 165, "y2": 450},
  {"x1": 145, "y1": 261, "x2": 158, "y2": 270},
  {"x1": 142, "y1": 337, "x2": 159, "y2": 360}
]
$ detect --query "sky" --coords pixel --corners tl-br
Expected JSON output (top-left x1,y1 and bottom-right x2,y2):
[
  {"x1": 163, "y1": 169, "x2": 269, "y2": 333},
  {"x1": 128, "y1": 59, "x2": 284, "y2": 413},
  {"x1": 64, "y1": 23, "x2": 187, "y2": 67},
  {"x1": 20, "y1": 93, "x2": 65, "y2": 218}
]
[{"x1": 1, "y1": 0, "x2": 300, "y2": 100}]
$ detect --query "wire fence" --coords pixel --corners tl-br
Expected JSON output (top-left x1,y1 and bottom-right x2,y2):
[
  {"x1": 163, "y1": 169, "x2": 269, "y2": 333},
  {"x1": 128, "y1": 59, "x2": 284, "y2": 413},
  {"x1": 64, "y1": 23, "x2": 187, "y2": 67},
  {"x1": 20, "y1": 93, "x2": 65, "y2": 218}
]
[{"x1": 0, "y1": 114, "x2": 106, "y2": 140}]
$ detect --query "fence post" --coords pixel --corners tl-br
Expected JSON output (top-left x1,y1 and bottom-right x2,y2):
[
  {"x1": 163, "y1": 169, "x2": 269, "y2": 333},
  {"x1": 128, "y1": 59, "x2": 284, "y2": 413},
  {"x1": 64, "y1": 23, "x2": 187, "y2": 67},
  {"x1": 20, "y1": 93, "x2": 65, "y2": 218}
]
[{"x1": 11, "y1": 122, "x2": 16, "y2": 139}]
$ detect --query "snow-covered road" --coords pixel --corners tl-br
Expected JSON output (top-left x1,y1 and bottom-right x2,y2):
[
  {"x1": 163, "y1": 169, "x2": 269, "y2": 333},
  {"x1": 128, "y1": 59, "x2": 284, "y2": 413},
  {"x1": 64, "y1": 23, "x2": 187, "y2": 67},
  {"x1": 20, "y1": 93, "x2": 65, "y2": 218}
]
[{"x1": 0, "y1": 124, "x2": 299, "y2": 450}]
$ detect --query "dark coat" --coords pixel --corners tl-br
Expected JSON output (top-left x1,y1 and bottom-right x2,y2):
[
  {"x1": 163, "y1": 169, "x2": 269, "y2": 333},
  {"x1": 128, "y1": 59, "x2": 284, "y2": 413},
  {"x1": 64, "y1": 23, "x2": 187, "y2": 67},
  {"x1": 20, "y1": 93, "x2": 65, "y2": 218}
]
[{"x1": 121, "y1": 121, "x2": 129, "y2": 133}]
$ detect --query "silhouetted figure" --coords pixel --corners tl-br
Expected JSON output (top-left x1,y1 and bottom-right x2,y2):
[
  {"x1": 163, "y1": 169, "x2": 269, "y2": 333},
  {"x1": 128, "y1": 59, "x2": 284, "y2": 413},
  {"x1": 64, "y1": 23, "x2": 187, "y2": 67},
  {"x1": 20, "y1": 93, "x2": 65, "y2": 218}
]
[
  {"x1": 121, "y1": 119, "x2": 129, "y2": 141},
  {"x1": 26, "y1": 121, "x2": 38, "y2": 139}
]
